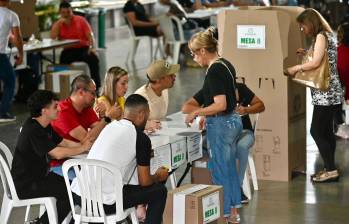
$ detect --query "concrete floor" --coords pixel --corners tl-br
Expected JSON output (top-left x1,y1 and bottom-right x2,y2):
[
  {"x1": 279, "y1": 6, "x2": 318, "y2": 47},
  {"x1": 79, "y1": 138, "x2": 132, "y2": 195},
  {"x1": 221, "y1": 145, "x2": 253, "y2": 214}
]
[{"x1": 1, "y1": 27, "x2": 349, "y2": 223}]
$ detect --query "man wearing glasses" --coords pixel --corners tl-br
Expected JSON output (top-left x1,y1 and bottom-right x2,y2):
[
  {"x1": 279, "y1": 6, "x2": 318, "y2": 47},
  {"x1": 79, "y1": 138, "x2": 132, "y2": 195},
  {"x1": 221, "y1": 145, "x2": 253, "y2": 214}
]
[{"x1": 50, "y1": 75, "x2": 114, "y2": 177}]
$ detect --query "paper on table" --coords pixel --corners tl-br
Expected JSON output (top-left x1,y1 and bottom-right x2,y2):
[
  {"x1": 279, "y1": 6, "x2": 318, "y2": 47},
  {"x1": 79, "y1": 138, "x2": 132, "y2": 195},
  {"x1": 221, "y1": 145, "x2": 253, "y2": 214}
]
[{"x1": 150, "y1": 144, "x2": 171, "y2": 174}]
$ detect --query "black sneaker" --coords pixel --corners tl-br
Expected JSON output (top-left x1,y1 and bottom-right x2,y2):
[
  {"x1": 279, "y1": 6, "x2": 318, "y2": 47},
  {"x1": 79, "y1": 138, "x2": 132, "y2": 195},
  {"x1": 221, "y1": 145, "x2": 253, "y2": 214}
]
[
  {"x1": 0, "y1": 113, "x2": 16, "y2": 123},
  {"x1": 241, "y1": 189, "x2": 249, "y2": 204}
]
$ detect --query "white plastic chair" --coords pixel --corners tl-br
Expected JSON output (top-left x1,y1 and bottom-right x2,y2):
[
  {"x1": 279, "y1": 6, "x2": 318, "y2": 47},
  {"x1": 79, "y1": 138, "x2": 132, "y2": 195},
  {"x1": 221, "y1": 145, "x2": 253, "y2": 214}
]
[
  {"x1": 0, "y1": 142, "x2": 58, "y2": 224},
  {"x1": 62, "y1": 159, "x2": 138, "y2": 224},
  {"x1": 159, "y1": 15, "x2": 187, "y2": 64},
  {"x1": 242, "y1": 114, "x2": 259, "y2": 200},
  {"x1": 125, "y1": 17, "x2": 164, "y2": 63}
]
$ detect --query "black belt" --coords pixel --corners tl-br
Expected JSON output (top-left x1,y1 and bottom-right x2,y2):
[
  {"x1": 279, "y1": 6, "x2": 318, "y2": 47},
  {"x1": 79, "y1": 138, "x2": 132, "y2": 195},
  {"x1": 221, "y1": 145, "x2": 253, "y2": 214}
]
[{"x1": 207, "y1": 111, "x2": 233, "y2": 117}]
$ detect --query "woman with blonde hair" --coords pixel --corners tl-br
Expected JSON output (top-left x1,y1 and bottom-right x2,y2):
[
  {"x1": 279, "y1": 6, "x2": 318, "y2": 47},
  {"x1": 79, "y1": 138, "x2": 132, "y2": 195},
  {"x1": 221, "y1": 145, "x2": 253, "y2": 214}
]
[
  {"x1": 95, "y1": 66, "x2": 129, "y2": 120},
  {"x1": 182, "y1": 27, "x2": 242, "y2": 223},
  {"x1": 287, "y1": 9, "x2": 343, "y2": 182}
]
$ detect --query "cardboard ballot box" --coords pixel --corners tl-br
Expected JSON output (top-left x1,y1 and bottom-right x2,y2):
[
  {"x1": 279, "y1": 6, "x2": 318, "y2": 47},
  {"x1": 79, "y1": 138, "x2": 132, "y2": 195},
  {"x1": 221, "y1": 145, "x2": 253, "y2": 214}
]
[
  {"x1": 163, "y1": 184, "x2": 224, "y2": 224},
  {"x1": 217, "y1": 6, "x2": 306, "y2": 181},
  {"x1": 45, "y1": 70, "x2": 84, "y2": 99},
  {"x1": 191, "y1": 156, "x2": 213, "y2": 185}
]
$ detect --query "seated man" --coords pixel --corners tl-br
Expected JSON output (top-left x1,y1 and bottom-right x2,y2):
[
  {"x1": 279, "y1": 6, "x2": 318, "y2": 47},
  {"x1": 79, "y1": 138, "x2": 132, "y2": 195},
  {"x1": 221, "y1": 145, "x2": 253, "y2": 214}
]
[
  {"x1": 235, "y1": 82, "x2": 265, "y2": 203},
  {"x1": 51, "y1": 74, "x2": 115, "y2": 176},
  {"x1": 135, "y1": 60, "x2": 180, "y2": 131},
  {"x1": 51, "y1": 1, "x2": 101, "y2": 89},
  {"x1": 11, "y1": 90, "x2": 92, "y2": 223},
  {"x1": 71, "y1": 94, "x2": 168, "y2": 224},
  {"x1": 123, "y1": 0, "x2": 162, "y2": 37}
]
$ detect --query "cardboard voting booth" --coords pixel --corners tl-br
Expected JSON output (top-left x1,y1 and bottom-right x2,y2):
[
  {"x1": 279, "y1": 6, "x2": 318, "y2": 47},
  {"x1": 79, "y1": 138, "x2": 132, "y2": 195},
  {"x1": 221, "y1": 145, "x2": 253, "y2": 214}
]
[
  {"x1": 163, "y1": 184, "x2": 224, "y2": 224},
  {"x1": 10, "y1": 0, "x2": 40, "y2": 39},
  {"x1": 45, "y1": 70, "x2": 84, "y2": 99},
  {"x1": 217, "y1": 6, "x2": 306, "y2": 181}
]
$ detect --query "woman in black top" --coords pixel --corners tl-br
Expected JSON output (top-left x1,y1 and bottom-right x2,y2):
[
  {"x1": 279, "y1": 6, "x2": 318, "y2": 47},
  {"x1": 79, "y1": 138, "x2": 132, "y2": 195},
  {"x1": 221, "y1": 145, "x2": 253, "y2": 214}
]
[
  {"x1": 182, "y1": 27, "x2": 242, "y2": 223},
  {"x1": 123, "y1": 0, "x2": 162, "y2": 37}
]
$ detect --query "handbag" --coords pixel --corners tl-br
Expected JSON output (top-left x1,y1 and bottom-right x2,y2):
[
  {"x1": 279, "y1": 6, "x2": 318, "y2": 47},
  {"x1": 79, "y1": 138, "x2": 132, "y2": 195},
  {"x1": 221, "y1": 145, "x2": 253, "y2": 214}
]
[{"x1": 291, "y1": 36, "x2": 330, "y2": 91}]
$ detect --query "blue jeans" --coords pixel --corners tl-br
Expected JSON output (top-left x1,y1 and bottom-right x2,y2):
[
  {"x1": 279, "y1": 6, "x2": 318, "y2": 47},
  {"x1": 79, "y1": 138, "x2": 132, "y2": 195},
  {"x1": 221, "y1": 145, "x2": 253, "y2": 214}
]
[
  {"x1": 0, "y1": 54, "x2": 16, "y2": 115},
  {"x1": 50, "y1": 166, "x2": 76, "y2": 180},
  {"x1": 206, "y1": 113, "x2": 243, "y2": 216},
  {"x1": 236, "y1": 130, "x2": 255, "y2": 186}
]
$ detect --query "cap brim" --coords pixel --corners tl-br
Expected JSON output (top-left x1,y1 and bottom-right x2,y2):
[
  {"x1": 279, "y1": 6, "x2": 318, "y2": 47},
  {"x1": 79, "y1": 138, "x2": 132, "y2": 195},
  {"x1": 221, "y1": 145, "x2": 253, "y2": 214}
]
[{"x1": 167, "y1": 64, "x2": 180, "y2": 75}]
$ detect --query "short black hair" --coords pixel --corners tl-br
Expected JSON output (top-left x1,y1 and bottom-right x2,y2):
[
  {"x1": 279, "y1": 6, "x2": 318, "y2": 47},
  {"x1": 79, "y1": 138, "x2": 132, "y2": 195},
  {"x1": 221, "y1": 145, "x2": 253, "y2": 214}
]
[
  {"x1": 27, "y1": 90, "x2": 59, "y2": 118},
  {"x1": 125, "y1": 94, "x2": 148, "y2": 110},
  {"x1": 70, "y1": 74, "x2": 93, "y2": 95},
  {"x1": 59, "y1": 1, "x2": 72, "y2": 10}
]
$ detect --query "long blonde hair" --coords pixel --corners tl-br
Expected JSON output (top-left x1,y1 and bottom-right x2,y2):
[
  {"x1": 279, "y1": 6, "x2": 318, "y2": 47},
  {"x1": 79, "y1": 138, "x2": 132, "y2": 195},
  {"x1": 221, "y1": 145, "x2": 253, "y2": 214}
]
[
  {"x1": 100, "y1": 66, "x2": 128, "y2": 104},
  {"x1": 188, "y1": 26, "x2": 218, "y2": 53},
  {"x1": 297, "y1": 8, "x2": 332, "y2": 39}
]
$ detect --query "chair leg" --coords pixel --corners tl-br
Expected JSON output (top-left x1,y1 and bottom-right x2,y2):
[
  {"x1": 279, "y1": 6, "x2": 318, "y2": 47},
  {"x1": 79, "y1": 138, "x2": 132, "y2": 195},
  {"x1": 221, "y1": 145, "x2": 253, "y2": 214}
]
[
  {"x1": 127, "y1": 39, "x2": 140, "y2": 62},
  {"x1": 248, "y1": 154, "x2": 259, "y2": 191},
  {"x1": 149, "y1": 38, "x2": 153, "y2": 62},
  {"x1": 44, "y1": 199, "x2": 58, "y2": 224},
  {"x1": 24, "y1": 205, "x2": 31, "y2": 222},
  {"x1": 242, "y1": 170, "x2": 252, "y2": 200},
  {"x1": 170, "y1": 172, "x2": 177, "y2": 189},
  {"x1": 172, "y1": 43, "x2": 181, "y2": 64},
  {"x1": 157, "y1": 37, "x2": 165, "y2": 59},
  {"x1": 0, "y1": 197, "x2": 13, "y2": 224}
]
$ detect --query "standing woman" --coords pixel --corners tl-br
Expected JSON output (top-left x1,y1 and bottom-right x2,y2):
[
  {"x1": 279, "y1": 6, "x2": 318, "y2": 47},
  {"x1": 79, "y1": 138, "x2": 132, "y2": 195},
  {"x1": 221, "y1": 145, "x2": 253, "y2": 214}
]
[
  {"x1": 182, "y1": 27, "x2": 242, "y2": 223},
  {"x1": 287, "y1": 9, "x2": 343, "y2": 182},
  {"x1": 95, "y1": 66, "x2": 129, "y2": 120}
]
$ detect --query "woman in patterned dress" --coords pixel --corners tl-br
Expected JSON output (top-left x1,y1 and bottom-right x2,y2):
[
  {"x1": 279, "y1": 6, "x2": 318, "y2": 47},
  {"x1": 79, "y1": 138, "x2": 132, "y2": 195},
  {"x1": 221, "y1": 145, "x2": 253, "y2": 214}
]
[{"x1": 287, "y1": 8, "x2": 343, "y2": 183}]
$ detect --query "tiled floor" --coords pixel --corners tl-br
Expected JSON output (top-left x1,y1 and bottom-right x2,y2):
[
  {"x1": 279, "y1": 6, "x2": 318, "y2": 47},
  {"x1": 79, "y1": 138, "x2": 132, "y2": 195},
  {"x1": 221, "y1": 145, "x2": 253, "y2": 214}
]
[{"x1": 0, "y1": 27, "x2": 349, "y2": 223}]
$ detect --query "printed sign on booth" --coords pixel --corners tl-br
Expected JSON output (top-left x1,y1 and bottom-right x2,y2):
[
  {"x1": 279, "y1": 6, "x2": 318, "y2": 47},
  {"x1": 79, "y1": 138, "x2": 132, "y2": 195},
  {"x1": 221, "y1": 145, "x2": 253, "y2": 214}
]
[{"x1": 237, "y1": 25, "x2": 266, "y2": 49}]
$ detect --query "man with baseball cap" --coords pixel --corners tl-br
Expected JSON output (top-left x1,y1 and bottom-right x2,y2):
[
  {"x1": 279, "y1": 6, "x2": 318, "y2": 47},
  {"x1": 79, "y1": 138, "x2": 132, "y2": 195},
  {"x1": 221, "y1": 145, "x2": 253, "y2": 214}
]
[{"x1": 135, "y1": 60, "x2": 180, "y2": 123}]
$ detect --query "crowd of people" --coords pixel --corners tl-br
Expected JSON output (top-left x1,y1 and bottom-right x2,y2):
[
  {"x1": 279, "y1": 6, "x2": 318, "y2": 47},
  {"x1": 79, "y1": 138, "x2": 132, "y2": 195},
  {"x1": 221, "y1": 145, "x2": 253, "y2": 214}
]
[{"x1": 1, "y1": 0, "x2": 349, "y2": 223}]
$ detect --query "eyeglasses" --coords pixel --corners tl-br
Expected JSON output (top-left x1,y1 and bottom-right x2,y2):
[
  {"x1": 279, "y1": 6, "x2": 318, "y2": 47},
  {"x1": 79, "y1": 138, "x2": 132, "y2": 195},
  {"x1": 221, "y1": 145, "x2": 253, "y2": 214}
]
[
  {"x1": 190, "y1": 49, "x2": 200, "y2": 57},
  {"x1": 83, "y1": 88, "x2": 97, "y2": 97}
]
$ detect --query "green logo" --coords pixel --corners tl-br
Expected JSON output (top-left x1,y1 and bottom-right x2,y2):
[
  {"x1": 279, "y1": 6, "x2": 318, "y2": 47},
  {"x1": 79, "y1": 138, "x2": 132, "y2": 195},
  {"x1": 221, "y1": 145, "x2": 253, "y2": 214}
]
[
  {"x1": 240, "y1": 38, "x2": 256, "y2": 44},
  {"x1": 204, "y1": 207, "x2": 218, "y2": 218}
]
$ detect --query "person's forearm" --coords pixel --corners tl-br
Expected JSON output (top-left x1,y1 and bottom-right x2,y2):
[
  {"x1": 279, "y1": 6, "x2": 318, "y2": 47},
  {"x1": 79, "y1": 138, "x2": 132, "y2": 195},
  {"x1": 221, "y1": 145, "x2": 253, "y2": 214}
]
[
  {"x1": 133, "y1": 20, "x2": 157, "y2": 27},
  {"x1": 50, "y1": 146, "x2": 86, "y2": 160},
  {"x1": 182, "y1": 103, "x2": 201, "y2": 114},
  {"x1": 60, "y1": 139, "x2": 81, "y2": 148},
  {"x1": 51, "y1": 22, "x2": 60, "y2": 39},
  {"x1": 191, "y1": 102, "x2": 226, "y2": 117},
  {"x1": 15, "y1": 37, "x2": 23, "y2": 57},
  {"x1": 83, "y1": 120, "x2": 107, "y2": 143},
  {"x1": 245, "y1": 102, "x2": 265, "y2": 114},
  {"x1": 88, "y1": 33, "x2": 95, "y2": 48}
]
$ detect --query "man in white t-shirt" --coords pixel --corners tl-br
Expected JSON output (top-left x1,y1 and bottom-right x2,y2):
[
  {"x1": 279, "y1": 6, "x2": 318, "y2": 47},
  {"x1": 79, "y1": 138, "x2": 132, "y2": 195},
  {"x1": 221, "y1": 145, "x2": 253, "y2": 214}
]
[
  {"x1": 71, "y1": 94, "x2": 169, "y2": 224},
  {"x1": 135, "y1": 60, "x2": 180, "y2": 131},
  {"x1": 0, "y1": 0, "x2": 23, "y2": 122}
]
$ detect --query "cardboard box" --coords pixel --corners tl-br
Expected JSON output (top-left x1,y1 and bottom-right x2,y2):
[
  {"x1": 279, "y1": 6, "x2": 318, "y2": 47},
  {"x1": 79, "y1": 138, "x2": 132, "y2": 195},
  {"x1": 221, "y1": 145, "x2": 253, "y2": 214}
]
[
  {"x1": 163, "y1": 184, "x2": 224, "y2": 224},
  {"x1": 45, "y1": 70, "x2": 84, "y2": 99},
  {"x1": 217, "y1": 6, "x2": 306, "y2": 181},
  {"x1": 191, "y1": 156, "x2": 213, "y2": 185}
]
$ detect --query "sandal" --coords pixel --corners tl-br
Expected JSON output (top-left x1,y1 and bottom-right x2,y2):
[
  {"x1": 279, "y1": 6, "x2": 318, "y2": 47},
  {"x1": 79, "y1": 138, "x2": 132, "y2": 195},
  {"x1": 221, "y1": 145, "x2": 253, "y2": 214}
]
[
  {"x1": 312, "y1": 169, "x2": 339, "y2": 183},
  {"x1": 226, "y1": 214, "x2": 240, "y2": 224}
]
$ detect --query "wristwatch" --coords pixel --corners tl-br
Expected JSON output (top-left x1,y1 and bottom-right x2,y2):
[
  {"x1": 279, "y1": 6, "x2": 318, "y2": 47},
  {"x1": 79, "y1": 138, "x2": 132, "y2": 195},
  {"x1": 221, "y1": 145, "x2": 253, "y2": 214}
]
[{"x1": 103, "y1": 116, "x2": 111, "y2": 124}]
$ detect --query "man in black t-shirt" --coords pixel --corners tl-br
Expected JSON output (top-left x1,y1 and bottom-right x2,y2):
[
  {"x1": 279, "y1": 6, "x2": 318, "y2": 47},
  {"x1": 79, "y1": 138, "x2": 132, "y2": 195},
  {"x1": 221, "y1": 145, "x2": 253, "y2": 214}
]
[
  {"x1": 123, "y1": 0, "x2": 162, "y2": 37},
  {"x1": 11, "y1": 90, "x2": 92, "y2": 223},
  {"x1": 235, "y1": 83, "x2": 265, "y2": 203},
  {"x1": 71, "y1": 94, "x2": 169, "y2": 224}
]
